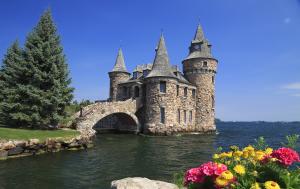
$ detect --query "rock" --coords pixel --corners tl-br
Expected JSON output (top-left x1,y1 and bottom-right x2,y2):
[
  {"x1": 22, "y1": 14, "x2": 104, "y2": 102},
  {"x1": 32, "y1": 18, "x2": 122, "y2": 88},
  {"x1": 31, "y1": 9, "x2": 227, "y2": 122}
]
[
  {"x1": 7, "y1": 146, "x2": 24, "y2": 156},
  {"x1": 29, "y1": 139, "x2": 40, "y2": 146},
  {"x1": 13, "y1": 140, "x2": 27, "y2": 148},
  {"x1": 0, "y1": 150, "x2": 8, "y2": 160},
  {"x1": 1, "y1": 141, "x2": 15, "y2": 150},
  {"x1": 111, "y1": 177, "x2": 179, "y2": 189}
]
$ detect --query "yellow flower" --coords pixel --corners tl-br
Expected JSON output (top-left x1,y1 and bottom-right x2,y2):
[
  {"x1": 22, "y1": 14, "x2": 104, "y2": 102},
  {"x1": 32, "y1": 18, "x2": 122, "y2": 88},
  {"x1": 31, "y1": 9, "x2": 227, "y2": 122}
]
[
  {"x1": 250, "y1": 182, "x2": 261, "y2": 189},
  {"x1": 213, "y1": 154, "x2": 220, "y2": 159},
  {"x1": 215, "y1": 176, "x2": 229, "y2": 187},
  {"x1": 220, "y1": 170, "x2": 234, "y2": 180},
  {"x1": 242, "y1": 151, "x2": 249, "y2": 158},
  {"x1": 219, "y1": 152, "x2": 233, "y2": 158},
  {"x1": 264, "y1": 181, "x2": 280, "y2": 189},
  {"x1": 255, "y1": 150, "x2": 266, "y2": 161},
  {"x1": 244, "y1": 145, "x2": 255, "y2": 152},
  {"x1": 233, "y1": 150, "x2": 243, "y2": 157},
  {"x1": 252, "y1": 170, "x2": 258, "y2": 177},
  {"x1": 265, "y1": 148, "x2": 273, "y2": 155},
  {"x1": 233, "y1": 164, "x2": 246, "y2": 175}
]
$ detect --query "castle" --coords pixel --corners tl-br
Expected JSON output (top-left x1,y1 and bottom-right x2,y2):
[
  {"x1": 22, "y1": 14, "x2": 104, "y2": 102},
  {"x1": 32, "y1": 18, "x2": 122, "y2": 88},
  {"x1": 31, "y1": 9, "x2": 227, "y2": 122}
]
[{"x1": 107, "y1": 24, "x2": 218, "y2": 134}]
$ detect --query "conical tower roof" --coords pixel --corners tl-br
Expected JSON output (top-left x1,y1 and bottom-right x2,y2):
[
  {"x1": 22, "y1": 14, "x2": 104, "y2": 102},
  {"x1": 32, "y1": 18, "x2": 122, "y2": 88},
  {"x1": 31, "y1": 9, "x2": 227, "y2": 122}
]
[
  {"x1": 111, "y1": 48, "x2": 128, "y2": 72},
  {"x1": 192, "y1": 24, "x2": 205, "y2": 43},
  {"x1": 146, "y1": 34, "x2": 176, "y2": 78}
]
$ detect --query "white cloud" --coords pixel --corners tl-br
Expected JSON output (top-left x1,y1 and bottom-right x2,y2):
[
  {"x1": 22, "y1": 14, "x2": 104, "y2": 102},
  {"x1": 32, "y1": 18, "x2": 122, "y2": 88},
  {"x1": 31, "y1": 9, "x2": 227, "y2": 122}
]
[
  {"x1": 284, "y1": 17, "x2": 291, "y2": 24},
  {"x1": 282, "y1": 82, "x2": 300, "y2": 90}
]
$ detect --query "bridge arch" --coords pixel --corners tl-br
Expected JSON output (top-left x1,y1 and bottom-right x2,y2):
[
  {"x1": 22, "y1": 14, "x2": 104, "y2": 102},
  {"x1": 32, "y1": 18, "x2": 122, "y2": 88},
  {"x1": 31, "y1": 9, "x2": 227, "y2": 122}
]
[
  {"x1": 76, "y1": 99, "x2": 141, "y2": 135},
  {"x1": 93, "y1": 111, "x2": 141, "y2": 133}
]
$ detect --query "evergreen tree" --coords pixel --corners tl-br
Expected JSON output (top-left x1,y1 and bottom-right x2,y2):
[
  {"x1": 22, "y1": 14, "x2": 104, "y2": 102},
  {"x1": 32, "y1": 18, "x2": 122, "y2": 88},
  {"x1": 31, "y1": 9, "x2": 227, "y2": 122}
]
[
  {"x1": 0, "y1": 41, "x2": 27, "y2": 127},
  {"x1": 21, "y1": 9, "x2": 74, "y2": 128}
]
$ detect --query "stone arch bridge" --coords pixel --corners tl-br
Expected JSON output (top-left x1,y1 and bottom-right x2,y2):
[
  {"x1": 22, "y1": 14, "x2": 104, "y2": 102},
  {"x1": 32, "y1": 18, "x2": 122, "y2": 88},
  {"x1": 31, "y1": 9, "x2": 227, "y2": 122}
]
[{"x1": 76, "y1": 99, "x2": 142, "y2": 136}]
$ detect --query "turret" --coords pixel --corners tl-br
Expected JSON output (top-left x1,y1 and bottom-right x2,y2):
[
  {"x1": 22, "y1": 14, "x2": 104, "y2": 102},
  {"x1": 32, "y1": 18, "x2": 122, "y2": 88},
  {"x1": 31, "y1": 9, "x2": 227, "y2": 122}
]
[
  {"x1": 144, "y1": 34, "x2": 178, "y2": 134},
  {"x1": 108, "y1": 48, "x2": 130, "y2": 101},
  {"x1": 182, "y1": 24, "x2": 218, "y2": 132}
]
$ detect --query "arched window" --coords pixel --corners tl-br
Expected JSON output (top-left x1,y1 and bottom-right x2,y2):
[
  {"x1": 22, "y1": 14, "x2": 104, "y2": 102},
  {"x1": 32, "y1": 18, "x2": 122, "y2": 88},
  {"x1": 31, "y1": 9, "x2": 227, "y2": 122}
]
[{"x1": 134, "y1": 86, "x2": 140, "y2": 98}]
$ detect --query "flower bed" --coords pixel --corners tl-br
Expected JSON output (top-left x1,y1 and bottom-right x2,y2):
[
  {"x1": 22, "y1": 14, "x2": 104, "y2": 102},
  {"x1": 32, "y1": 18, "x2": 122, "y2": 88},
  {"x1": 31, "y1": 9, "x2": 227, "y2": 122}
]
[{"x1": 182, "y1": 136, "x2": 300, "y2": 189}]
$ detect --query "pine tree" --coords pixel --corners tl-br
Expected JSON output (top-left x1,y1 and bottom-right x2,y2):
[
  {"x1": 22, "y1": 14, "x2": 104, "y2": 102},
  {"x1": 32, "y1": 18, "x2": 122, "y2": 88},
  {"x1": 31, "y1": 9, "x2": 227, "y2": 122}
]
[
  {"x1": 21, "y1": 9, "x2": 74, "y2": 128},
  {"x1": 0, "y1": 41, "x2": 27, "y2": 127}
]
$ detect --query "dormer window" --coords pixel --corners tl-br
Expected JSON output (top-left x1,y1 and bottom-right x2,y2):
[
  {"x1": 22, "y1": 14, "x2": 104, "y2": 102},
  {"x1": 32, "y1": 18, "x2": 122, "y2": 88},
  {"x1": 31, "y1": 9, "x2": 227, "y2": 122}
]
[
  {"x1": 133, "y1": 72, "x2": 137, "y2": 79},
  {"x1": 143, "y1": 70, "x2": 149, "y2": 77},
  {"x1": 194, "y1": 44, "x2": 201, "y2": 50}
]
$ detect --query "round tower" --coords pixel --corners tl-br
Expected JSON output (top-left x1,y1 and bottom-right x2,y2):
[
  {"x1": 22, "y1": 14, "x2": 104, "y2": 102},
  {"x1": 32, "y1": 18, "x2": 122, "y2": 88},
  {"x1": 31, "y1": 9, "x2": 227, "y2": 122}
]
[
  {"x1": 182, "y1": 24, "x2": 218, "y2": 132},
  {"x1": 144, "y1": 34, "x2": 178, "y2": 134},
  {"x1": 108, "y1": 48, "x2": 130, "y2": 101}
]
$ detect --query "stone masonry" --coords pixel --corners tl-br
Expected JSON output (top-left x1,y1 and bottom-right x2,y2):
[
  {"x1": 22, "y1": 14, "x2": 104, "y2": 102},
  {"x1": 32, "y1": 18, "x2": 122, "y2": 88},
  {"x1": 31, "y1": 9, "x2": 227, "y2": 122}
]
[{"x1": 76, "y1": 24, "x2": 218, "y2": 135}]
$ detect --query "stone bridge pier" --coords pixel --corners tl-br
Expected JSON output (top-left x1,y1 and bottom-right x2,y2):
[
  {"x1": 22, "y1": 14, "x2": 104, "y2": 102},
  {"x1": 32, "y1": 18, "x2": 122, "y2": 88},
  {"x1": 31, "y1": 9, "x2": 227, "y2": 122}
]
[{"x1": 76, "y1": 99, "x2": 141, "y2": 136}]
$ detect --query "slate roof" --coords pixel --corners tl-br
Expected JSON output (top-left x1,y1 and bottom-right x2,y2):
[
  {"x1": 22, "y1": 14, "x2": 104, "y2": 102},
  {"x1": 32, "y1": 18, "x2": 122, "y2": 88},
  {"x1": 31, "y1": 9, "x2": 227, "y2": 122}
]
[
  {"x1": 111, "y1": 48, "x2": 128, "y2": 72},
  {"x1": 146, "y1": 34, "x2": 176, "y2": 78}
]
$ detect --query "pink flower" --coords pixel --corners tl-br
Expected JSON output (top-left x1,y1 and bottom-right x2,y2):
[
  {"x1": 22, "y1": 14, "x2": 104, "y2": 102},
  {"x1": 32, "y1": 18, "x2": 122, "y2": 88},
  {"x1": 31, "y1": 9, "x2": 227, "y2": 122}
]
[
  {"x1": 270, "y1": 147, "x2": 300, "y2": 166},
  {"x1": 184, "y1": 162, "x2": 227, "y2": 186}
]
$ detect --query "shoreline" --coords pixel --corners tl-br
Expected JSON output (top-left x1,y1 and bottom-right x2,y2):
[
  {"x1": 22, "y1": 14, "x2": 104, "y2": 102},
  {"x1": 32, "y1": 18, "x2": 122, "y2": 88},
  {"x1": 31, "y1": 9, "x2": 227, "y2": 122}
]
[{"x1": 0, "y1": 132, "x2": 94, "y2": 160}]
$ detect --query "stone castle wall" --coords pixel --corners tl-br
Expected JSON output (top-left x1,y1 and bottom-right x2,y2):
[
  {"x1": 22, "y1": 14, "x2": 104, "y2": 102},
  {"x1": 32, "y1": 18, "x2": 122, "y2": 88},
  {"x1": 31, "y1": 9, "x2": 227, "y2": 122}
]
[
  {"x1": 108, "y1": 72, "x2": 130, "y2": 101},
  {"x1": 183, "y1": 58, "x2": 217, "y2": 132},
  {"x1": 144, "y1": 77, "x2": 197, "y2": 135}
]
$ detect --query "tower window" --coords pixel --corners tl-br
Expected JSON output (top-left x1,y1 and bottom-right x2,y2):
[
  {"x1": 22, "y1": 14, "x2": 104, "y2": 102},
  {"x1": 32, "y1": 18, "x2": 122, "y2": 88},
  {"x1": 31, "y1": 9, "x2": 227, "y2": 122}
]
[
  {"x1": 134, "y1": 86, "x2": 139, "y2": 98},
  {"x1": 212, "y1": 76, "x2": 215, "y2": 84},
  {"x1": 184, "y1": 110, "x2": 187, "y2": 124},
  {"x1": 189, "y1": 111, "x2": 192, "y2": 122},
  {"x1": 176, "y1": 85, "x2": 179, "y2": 96},
  {"x1": 122, "y1": 86, "x2": 127, "y2": 97},
  {"x1": 160, "y1": 107, "x2": 165, "y2": 124},
  {"x1": 192, "y1": 89, "x2": 196, "y2": 98},
  {"x1": 160, "y1": 81, "x2": 166, "y2": 93},
  {"x1": 212, "y1": 95, "x2": 215, "y2": 109},
  {"x1": 177, "y1": 109, "x2": 180, "y2": 123},
  {"x1": 184, "y1": 87, "x2": 188, "y2": 97},
  {"x1": 203, "y1": 61, "x2": 208, "y2": 67}
]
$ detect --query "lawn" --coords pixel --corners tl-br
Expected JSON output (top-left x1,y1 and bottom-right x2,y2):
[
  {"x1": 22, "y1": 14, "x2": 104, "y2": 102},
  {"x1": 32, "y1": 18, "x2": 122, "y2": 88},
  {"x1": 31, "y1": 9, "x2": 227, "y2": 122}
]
[{"x1": 0, "y1": 127, "x2": 80, "y2": 141}]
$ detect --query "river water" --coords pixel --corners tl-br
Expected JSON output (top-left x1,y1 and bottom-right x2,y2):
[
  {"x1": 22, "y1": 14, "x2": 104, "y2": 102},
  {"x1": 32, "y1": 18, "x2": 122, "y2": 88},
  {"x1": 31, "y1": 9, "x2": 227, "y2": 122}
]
[{"x1": 0, "y1": 122, "x2": 299, "y2": 189}]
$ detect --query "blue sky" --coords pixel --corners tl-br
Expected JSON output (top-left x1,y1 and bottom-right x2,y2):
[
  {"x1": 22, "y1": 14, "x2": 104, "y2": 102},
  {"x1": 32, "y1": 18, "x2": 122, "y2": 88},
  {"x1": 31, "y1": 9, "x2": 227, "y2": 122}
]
[{"x1": 0, "y1": 0, "x2": 299, "y2": 121}]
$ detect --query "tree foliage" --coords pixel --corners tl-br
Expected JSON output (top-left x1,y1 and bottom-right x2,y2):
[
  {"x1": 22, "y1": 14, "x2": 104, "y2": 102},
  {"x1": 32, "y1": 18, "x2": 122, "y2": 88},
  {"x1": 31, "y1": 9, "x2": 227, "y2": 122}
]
[{"x1": 0, "y1": 10, "x2": 73, "y2": 129}]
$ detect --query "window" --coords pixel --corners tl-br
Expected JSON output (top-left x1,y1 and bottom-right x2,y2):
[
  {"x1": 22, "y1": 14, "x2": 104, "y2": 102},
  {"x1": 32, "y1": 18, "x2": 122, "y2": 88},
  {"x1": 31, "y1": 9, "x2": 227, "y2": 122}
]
[
  {"x1": 160, "y1": 81, "x2": 166, "y2": 93},
  {"x1": 133, "y1": 72, "x2": 137, "y2": 79},
  {"x1": 184, "y1": 110, "x2": 187, "y2": 124},
  {"x1": 212, "y1": 95, "x2": 215, "y2": 109},
  {"x1": 122, "y1": 86, "x2": 127, "y2": 97},
  {"x1": 189, "y1": 111, "x2": 192, "y2": 122},
  {"x1": 160, "y1": 107, "x2": 165, "y2": 124},
  {"x1": 192, "y1": 89, "x2": 196, "y2": 98},
  {"x1": 184, "y1": 87, "x2": 188, "y2": 97},
  {"x1": 212, "y1": 76, "x2": 215, "y2": 84},
  {"x1": 203, "y1": 61, "x2": 208, "y2": 67},
  {"x1": 134, "y1": 86, "x2": 139, "y2": 98},
  {"x1": 176, "y1": 85, "x2": 179, "y2": 96},
  {"x1": 177, "y1": 109, "x2": 180, "y2": 123},
  {"x1": 143, "y1": 70, "x2": 149, "y2": 77}
]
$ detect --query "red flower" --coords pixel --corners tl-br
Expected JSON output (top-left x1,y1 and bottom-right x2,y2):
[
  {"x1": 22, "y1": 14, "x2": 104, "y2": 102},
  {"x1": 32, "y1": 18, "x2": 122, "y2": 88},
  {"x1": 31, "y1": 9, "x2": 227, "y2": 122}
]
[{"x1": 270, "y1": 147, "x2": 300, "y2": 166}]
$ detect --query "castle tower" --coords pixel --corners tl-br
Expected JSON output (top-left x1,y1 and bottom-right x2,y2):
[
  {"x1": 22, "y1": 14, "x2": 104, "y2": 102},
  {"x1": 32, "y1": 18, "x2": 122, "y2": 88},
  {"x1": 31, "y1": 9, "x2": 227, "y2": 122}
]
[
  {"x1": 182, "y1": 24, "x2": 218, "y2": 132},
  {"x1": 108, "y1": 48, "x2": 130, "y2": 101},
  {"x1": 144, "y1": 34, "x2": 178, "y2": 134}
]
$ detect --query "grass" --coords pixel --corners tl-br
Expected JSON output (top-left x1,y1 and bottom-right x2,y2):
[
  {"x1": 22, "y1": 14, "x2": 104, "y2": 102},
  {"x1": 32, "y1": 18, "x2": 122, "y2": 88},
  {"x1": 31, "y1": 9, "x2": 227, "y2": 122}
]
[{"x1": 0, "y1": 127, "x2": 80, "y2": 142}]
